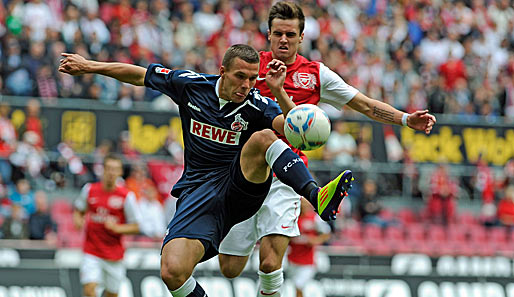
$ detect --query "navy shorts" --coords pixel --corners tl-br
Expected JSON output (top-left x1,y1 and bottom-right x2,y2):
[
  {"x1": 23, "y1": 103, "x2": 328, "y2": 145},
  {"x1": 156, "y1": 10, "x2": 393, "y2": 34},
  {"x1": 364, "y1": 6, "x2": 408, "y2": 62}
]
[{"x1": 162, "y1": 151, "x2": 273, "y2": 262}]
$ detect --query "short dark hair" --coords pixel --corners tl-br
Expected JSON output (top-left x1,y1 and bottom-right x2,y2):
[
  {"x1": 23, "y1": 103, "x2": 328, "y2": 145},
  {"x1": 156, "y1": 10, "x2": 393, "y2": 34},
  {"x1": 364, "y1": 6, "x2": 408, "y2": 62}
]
[
  {"x1": 268, "y1": 1, "x2": 305, "y2": 35},
  {"x1": 222, "y1": 44, "x2": 260, "y2": 70}
]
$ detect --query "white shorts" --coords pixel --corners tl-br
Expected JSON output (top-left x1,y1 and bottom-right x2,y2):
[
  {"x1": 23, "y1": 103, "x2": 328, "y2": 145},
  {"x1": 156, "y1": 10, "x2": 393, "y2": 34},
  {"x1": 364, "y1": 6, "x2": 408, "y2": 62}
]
[
  {"x1": 80, "y1": 253, "x2": 126, "y2": 293},
  {"x1": 287, "y1": 262, "x2": 316, "y2": 289},
  {"x1": 219, "y1": 178, "x2": 301, "y2": 256}
]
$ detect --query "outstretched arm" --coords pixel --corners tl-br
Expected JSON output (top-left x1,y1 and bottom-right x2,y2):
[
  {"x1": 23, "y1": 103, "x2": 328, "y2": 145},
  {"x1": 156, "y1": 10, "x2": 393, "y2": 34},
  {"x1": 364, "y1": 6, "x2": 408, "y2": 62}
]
[
  {"x1": 347, "y1": 92, "x2": 436, "y2": 134},
  {"x1": 59, "y1": 53, "x2": 147, "y2": 86}
]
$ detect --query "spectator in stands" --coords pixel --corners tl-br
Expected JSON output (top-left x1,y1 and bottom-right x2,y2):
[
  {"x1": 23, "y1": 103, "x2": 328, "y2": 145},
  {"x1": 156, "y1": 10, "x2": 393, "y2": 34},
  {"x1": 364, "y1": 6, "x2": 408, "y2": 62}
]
[
  {"x1": 354, "y1": 178, "x2": 394, "y2": 228},
  {"x1": 92, "y1": 139, "x2": 113, "y2": 181},
  {"x1": 19, "y1": 99, "x2": 44, "y2": 149},
  {"x1": 9, "y1": 131, "x2": 47, "y2": 180},
  {"x1": 125, "y1": 162, "x2": 158, "y2": 202},
  {"x1": 28, "y1": 191, "x2": 57, "y2": 242},
  {"x1": 9, "y1": 178, "x2": 35, "y2": 217},
  {"x1": 0, "y1": 102, "x2": 16, "y2": 183},
  {"x1": 323, "y1": 121, "x2": 357, "y2": 167},
  {"x1": 497, "y1": 185, "x2": 514, "y2": 228},
  {"x1": 1, "y1": 204, "x2": 29, "y2": 239},
  {"x1": 287, "y1": 198, "x2": 331, "y2": 297},
  {"x1": 137, "y1": 183, "x2": 166, "y2": 239},
  {"x1": 425, "y1": 164, "x2": 458, "y2": 225}
]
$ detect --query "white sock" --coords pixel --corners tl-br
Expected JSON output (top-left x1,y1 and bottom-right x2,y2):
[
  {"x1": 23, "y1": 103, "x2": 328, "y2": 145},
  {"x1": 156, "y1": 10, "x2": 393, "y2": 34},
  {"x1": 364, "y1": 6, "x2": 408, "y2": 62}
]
[
  {"x1": 257, "y1": 268, "x2": 283, "y2": 297},
  {"x1": 265, "y1": 140, "x2": 289, "y2": 167},
  {"x1": 170, "y1": 276, "x2": 196, "y2": 297}
]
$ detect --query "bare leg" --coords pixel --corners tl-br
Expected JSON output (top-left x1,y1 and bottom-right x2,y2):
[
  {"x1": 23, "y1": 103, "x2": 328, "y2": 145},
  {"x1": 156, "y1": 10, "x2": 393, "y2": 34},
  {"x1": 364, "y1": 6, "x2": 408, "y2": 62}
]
[
  {"x1": 83, "y1": 283, "x2": 97, "y2": 297},
  {"x1": 160, "y1": 238, "x2": 205, "y2": 290},
  {"x1": 218, "y1": 254, "x2": 250, "y2": 279}
]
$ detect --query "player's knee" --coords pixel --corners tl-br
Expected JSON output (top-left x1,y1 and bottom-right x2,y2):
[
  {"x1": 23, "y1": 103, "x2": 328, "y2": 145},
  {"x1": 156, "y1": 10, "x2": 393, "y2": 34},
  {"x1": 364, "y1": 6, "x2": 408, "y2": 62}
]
[
  {"x1": 249, "y1": 129, "x2": 278, "y2": 149},
  {"x1": 259, "y1": 257, "x2": 282, "y2": 273},
  {"x1": 219, "y1": 261, "x2": 244, "y2": 279},
  {"x1": 160, "y1": 256, "x2": 190, "y2": 289}
]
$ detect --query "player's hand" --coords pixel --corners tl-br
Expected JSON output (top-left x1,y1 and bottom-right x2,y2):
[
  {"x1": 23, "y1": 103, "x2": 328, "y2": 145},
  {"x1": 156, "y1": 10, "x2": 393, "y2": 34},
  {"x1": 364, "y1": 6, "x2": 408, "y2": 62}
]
[
  {"x1": 59, "y1": 53, "x2": 89, "y2": 76},
  {"x1": 407, "y1": 110, "x2": 437, "y2": 134},
  {"x1": 104, "y1": 217, "x2": 120, "y2": 234},
  {"x1": 265, "y1": 59, "x2": 287, "y2": 93}
]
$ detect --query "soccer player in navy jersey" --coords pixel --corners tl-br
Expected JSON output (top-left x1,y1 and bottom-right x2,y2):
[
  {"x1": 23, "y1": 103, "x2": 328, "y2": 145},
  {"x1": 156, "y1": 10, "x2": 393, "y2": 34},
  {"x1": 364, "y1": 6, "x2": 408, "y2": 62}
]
[{"x1": 59, "y1": 44, "x2": 352, "y2": 297}]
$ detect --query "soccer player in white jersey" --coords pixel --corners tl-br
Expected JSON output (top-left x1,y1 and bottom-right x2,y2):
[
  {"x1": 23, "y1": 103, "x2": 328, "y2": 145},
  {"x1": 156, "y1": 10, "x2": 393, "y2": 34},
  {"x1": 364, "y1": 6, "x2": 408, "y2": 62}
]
[{"x1": 218, "y1": 3, "x2": 436, "y2": 297}]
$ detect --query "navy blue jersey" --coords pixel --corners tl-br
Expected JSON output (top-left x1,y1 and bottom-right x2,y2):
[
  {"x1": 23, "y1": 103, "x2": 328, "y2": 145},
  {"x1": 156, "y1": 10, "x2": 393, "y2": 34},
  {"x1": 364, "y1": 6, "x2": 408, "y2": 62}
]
[{"x1": 144, "y1": 64, "x2": 282, "y2": 197}]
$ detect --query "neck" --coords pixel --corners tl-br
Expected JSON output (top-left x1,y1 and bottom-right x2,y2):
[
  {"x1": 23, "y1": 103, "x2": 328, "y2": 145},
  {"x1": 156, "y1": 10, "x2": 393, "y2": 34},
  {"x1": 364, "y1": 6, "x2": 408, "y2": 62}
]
[
  {"x1": 272, "y1": 52, "x2": 297, "y2": 65},
  {"x1": 218, "y1": 77, "x2": 230, "y2": 101},
  {"x1": 102, "y1": 180, "x2": 115, "y2": 191}
]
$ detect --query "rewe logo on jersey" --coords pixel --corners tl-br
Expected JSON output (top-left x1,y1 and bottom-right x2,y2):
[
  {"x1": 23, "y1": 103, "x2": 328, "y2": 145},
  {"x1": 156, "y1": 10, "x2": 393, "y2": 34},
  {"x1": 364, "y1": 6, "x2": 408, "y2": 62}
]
[
  {"x1": 191, "y1": 119, "x2": 240, "y2": 145},
  {"x1": 230, "y1": 113, "x2": 248, "y2": 132},
  {"x1": 293, "y1": 72, "x2": 316, "y2": 90}
]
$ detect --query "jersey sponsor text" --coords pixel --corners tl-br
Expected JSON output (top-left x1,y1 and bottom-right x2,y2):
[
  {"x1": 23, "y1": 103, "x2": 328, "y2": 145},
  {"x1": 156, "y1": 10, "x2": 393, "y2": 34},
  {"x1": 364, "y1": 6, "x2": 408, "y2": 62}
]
[{"x1": 190, "y1": 119, "x2": 241, "y2": 145}]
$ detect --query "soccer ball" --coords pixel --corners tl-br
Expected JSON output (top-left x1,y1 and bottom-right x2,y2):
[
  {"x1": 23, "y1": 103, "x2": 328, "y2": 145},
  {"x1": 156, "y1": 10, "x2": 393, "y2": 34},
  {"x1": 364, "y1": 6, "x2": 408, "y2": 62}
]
[{"x1": 284, "y1": 104, "x2": 331, "y2": 151}]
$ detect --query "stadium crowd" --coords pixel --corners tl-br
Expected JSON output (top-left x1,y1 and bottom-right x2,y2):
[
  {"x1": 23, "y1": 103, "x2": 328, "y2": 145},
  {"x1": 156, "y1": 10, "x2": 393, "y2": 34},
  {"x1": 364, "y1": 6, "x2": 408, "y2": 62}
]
[
  {"x1": 0, "y1": 0, "x2": 513, "y2": 117},
  {"x1": 0, "y1": 0, "x2": 514, "y2": 254}
]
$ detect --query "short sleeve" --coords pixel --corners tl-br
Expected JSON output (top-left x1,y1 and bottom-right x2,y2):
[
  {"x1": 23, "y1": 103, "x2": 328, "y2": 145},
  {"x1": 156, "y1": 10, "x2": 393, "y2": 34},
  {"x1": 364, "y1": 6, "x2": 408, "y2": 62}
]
[
  {"x1": 255, "y1": 92, "x2": 283, "y2": 130},
  {"x1": 319, "y1": 63, "x2": 359, "y2": 109},
  {"x1": 74, "y1": 183, "x2": 90, "y2": 212},
  {"x1": 144, "y1": 64, "x2": 191, "y2": 106},
  {"x1": 123, "y1": 191, "x2": 143, "y2": 225}
]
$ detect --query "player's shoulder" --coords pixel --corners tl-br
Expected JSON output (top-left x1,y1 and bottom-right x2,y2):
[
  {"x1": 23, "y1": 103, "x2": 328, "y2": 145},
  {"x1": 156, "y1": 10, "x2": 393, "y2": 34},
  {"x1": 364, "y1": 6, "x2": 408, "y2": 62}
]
[
  {"x1": 114, "y1": 184, "x2": 132, "y2": 197},
  {"x1": 247, "y1": 89, "x2": 276, "y2": 107},
  {"x1": 259, "y1": 51, "x2": 273, "y2": 62},
  {"x1": 150, "y1": 64, "x2": 218, "y2": 84},
  {"x1": 295, "y1": 54, "x2": 321, "y2": 68}
]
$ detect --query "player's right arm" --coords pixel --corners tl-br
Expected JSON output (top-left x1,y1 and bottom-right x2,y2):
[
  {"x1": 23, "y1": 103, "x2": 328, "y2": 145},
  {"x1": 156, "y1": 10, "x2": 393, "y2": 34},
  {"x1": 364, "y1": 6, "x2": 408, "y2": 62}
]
[{"x1": 59, "y1": 53, "x2": 146, "y2": 86}]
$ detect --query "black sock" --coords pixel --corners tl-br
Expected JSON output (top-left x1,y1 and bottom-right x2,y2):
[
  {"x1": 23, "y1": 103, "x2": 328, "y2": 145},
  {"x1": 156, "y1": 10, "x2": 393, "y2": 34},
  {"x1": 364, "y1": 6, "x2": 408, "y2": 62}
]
[
  {"x1": 271, "y1": 149, "x2": 316, "y2": 196},
  {"x1": 302, "y1": 181, "x2": 320, "y2": 206},
  {"x1": 186, "y1": 282, "x2": 207, "y2": 297}
]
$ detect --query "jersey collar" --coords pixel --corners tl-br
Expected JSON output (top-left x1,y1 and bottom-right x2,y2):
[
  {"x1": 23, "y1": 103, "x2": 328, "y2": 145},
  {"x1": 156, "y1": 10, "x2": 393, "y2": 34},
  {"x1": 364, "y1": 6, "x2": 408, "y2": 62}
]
[{"x1": 215, "y1": 78, "x2": 230, "y2": 110}]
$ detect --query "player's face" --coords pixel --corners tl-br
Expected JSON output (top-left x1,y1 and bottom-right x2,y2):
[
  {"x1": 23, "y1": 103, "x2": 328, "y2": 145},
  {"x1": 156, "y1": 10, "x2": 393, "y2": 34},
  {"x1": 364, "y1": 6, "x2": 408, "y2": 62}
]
[
  {"x1": 220, "y1": 57, "x2": 259, "y2": 103},
  {"x1": 103, "y1": 159, "x2": 123, "y2": 187},
  {"x1": 268, "y1": 18, "x2": 304, "y2": 65}
]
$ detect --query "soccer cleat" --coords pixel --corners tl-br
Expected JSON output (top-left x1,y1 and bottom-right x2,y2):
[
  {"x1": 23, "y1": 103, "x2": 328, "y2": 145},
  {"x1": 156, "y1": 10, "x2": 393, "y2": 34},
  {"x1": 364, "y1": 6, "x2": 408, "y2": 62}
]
[{"x1": 315, "y1": 170, "x2": 353, "y2": 221}]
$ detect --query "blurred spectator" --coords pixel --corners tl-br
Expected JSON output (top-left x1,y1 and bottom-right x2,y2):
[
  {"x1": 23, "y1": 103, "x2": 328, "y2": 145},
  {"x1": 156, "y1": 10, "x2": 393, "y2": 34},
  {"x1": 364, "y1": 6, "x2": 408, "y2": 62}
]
[
  {"x1": 18, "y1": 99, "x2": 44, "y2": 149},
  {"x1": 0, "y1": 102, "x2": 16, "y2": 182},
  {"x1": 162, "y1": 128, "x2": 184, "y2": 165},
  {"x1": 92, "y1": 139, "x2": 113, "y2": 181},
  {"x1": 137, "y1": 184, "x2": 166, "y2": 239},
  {"x1": 497, "y1": 185, "x2": 514, "y2": 228},
  {"x1": 425, "y1": 164, "x2": 458, "y2": 225},
  {"x1": 9, "y1": 131, "x2": 48, "y2": 180},
  {"x1": 323, "y1": 121, "x2": 356, "y2": 167},
  {"x1": 9, "y1": 178, "x2": 35, "y2": 217},
  {"x1": 23, "y1": 0, "x2": 55, "y2": 42},
  {"x1": 1, "y1": 204, "x2": 29, "y2": 239},
  {"x1": 28, "y1": 191, "x2": 57, "y2": 242},
  {"x1": 0, "y1": 0, "x2": 512, "y2": 121},
  {"x1": 354, "y1": 178, "x2": 394, "y2": 228},
  {"x1": 125, "y1": 162, "x2": 158, "y2": 202}
]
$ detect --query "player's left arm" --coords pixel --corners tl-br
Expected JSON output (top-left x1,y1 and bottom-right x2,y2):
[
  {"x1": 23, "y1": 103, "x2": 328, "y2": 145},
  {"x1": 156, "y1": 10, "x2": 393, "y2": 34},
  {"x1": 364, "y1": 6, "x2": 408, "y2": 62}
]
[
  {"x1": 105, "y1": 192, "x2": 142, "y2": 235},
  {"x1": 347, "y1": 93, "x2": 436, "y2": 134},
  {"x1": 319, "y1": 63, "x2": 436, "y2": 134},
  {"x1": 267, "y1": 59, "x2": 294, "y2": 136}
]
